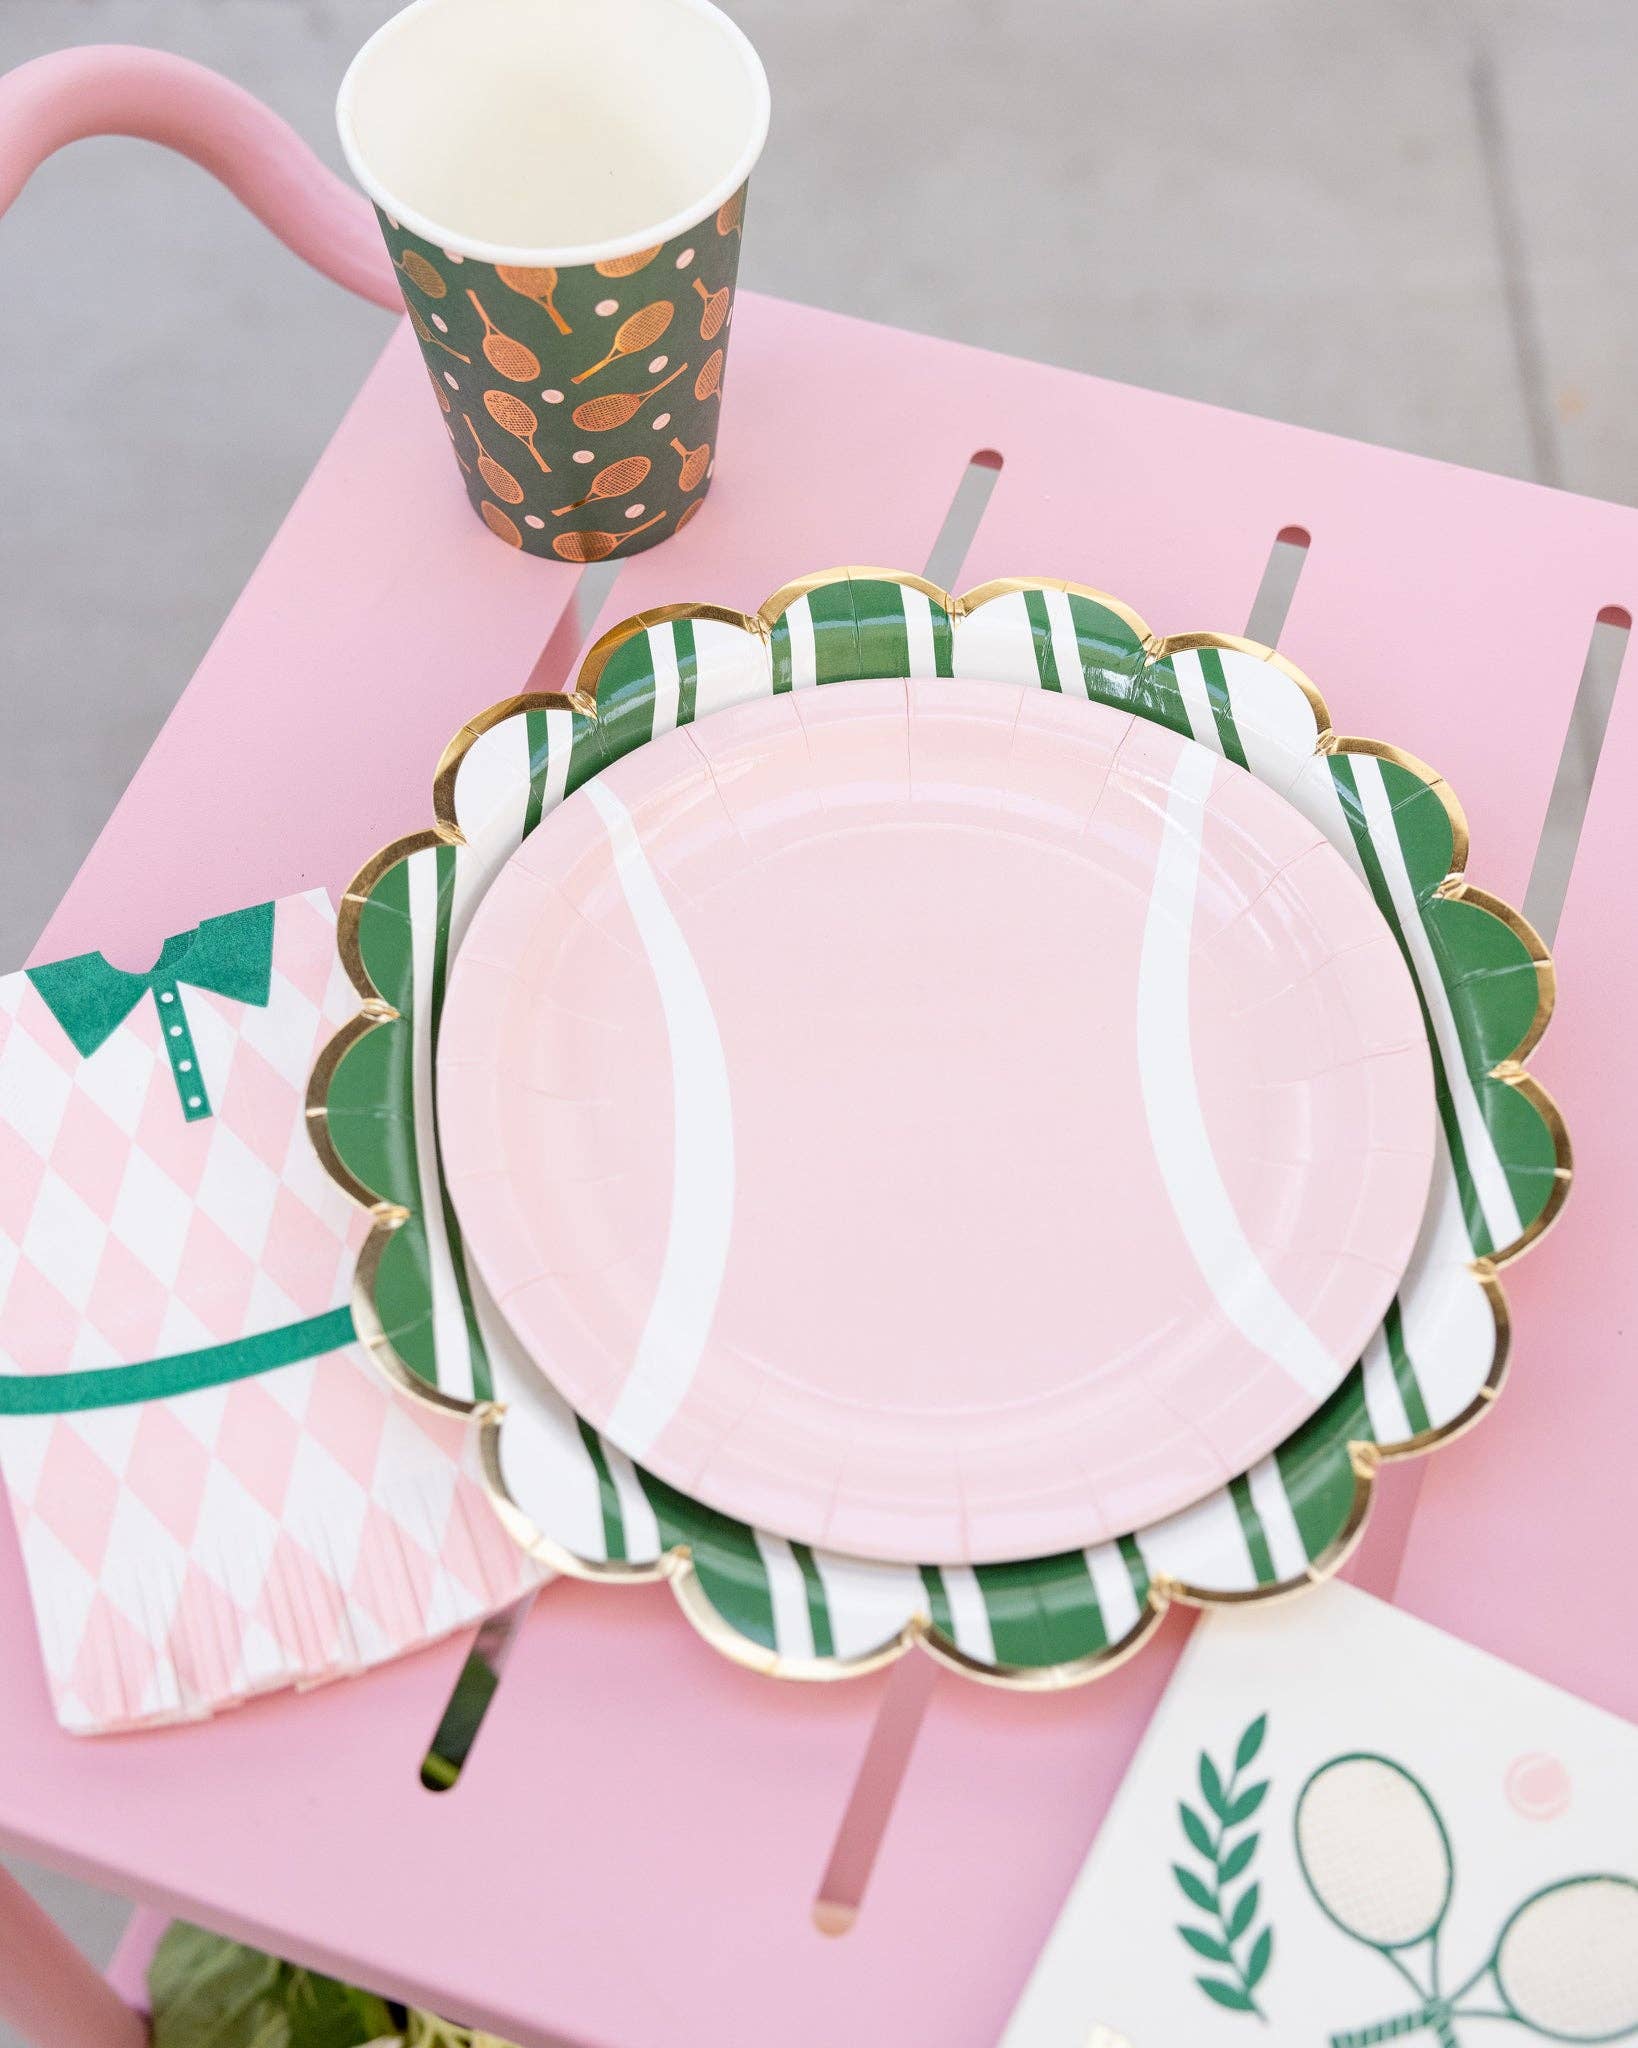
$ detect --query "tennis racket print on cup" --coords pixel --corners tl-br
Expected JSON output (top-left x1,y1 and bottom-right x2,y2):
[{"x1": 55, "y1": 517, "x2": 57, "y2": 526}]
[{"x1": 338, "y1": 0, "x2": 768, "y2": 558}]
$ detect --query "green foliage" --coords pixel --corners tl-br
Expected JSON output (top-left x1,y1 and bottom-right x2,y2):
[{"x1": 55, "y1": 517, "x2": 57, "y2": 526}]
[
  {"x1": 149, "y1": 1923, "x2": 523, "y2": 2048},
  {"x1": 1172, "y1": 1714, "x2": 1275, "y2": 2022},
  {"x1": 149, "y1": 1924, "x2": 395, "y2": 2048}
]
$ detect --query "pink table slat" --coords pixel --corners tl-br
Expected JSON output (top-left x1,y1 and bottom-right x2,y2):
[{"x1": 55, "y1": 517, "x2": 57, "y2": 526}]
[{"x1": 6, "y1": 294, "x2": 1636, "y2": 2048}]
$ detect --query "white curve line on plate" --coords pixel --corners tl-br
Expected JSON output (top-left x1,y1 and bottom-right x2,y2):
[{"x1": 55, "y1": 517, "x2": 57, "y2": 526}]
[
  {"x1": 1136, "y1": 744, "x2": 1339, "y2": 1402},
  {"x1": 584, "y1": 779, "x2": 735, "y2": 1456}
]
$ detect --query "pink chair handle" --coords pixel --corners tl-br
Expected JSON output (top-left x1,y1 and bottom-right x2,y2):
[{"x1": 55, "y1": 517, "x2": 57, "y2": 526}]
[{"x1": 0, "y1": 44, "x2": 400, "y2": 311}]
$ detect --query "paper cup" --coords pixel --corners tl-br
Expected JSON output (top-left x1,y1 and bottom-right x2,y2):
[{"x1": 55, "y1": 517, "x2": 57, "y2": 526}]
[{"x1": 338, "y1": 0, "x2": 768, "y2": 558}]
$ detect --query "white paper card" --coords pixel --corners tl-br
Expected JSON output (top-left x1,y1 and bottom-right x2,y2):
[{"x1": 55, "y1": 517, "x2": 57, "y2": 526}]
[{"x1": 1003, "y1": 1581, "x2": 1638, "y2": 2047}]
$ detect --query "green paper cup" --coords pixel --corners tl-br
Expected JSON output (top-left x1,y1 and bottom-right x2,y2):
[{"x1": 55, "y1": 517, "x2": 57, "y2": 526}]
[{"x1": 338, "y1": 0, "x2": 768, "y2": 559}]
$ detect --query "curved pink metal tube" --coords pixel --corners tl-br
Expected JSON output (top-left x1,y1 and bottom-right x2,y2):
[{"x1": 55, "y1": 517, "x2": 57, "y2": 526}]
[{"x1": 0, "y1": 44, "x2": 400, "y2": 310}]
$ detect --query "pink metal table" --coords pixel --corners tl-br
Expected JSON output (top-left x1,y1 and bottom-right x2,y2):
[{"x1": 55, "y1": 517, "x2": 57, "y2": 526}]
[{"x1": 4, "y1": 272, "x2": 1636, "y2": 2047}]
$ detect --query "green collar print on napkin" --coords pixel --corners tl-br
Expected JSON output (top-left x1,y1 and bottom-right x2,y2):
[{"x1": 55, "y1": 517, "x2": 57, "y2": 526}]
[{"x1": 26, "y1": 901, "x2": 274, "y2": 1123}]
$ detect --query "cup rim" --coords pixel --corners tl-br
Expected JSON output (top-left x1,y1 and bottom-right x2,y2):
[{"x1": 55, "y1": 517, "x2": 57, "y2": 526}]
[{"x1": 336, "y1": 0, "x2": 770, "y2": 268}]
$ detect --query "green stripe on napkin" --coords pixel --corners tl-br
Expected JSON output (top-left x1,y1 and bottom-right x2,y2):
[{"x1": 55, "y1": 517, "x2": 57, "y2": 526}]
[{"x1": 0, "y1": 1306, "x2": 356, "y2": 1415}]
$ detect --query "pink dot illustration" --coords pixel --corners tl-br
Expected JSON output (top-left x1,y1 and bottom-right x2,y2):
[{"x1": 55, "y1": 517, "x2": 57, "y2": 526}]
[
  {"x1": 443, "y1": 371, "x2": 460, "y2": 389},
  {"x1": 573, "y1": 450, "x2": 595, "y2": 464},
  {"x1": 442, "y1": 249, "x2": 465, "y2": 264},
  {"x1": 675, "y1": 247, "x2": 695, "y2": 268},
  {"x1": 595, "y1": 298, "x2": 619, "y2": 317},
  {"x1": 652, "y1": 411, "x2": 672, "y2": 430},
  {"x1": 1505, "y1": 1752, "x2": 1571, "y2": 1819},
  {"x1": 624, "y1": 503, "x2": 646, "y2": 519},
  {"x1": 648, "y1": 355, "x2": 668, "y2": 374},
  {"x1": 431, "y1": 314, "x2": 449, "y2": 333},
  {"x1": 524, "y1": 515, "x2": 545, "y2": 529},
  {"x1": 541, "y1": 388, "x2": 564, "y2": 404}
]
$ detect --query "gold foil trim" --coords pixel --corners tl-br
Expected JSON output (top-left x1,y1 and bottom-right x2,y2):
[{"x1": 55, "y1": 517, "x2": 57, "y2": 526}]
[{"x1": 306, "y1": 568, "x2": 1570, "y2": 1691}]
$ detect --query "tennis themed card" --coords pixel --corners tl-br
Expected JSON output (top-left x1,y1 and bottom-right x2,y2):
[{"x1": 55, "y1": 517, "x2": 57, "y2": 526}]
[{"x1": 1002, "y1": 1581, "x2": 1638, "y2": 2046}]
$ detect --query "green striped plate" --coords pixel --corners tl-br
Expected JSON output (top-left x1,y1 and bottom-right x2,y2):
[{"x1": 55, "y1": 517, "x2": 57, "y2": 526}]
[{"x1": 307, "y1": 570, "x2": 1568, "y2": 1688}]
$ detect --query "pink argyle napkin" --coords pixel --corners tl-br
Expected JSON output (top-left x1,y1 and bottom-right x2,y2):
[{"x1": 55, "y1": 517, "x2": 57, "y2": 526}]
[{"x1": 0, "y1": 890, "x2": 540, "y2": 1734}]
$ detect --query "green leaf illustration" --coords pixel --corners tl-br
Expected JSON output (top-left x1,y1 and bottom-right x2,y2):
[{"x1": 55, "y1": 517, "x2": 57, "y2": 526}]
[
  {"x1": 1227, "y1": 1780, "x2": 1268, "y2": 1826},
  {"x1": 1197, "y1": 1977, "x2": 1258, "y2": 2013},
  {"x1": 1171, "y1": 1715, "x2": 1276, "y2": 2023},
  {"x1": 1227, "y1": 1883, "x2": 1260, "y2": 1940},
  {"x1": 1181, "y1": 1801, "x2": 1215, "y2": 1858},
  {"x1": 1235, "y1": 1715, "x2": 1268, "y2": 1772},
  {"x1": 1220, "y1": 1834, "x2": 1258, "y2": 1884},
  {"x1": 149, "y1": 1922, "x2": 396, "y2": 2048}
]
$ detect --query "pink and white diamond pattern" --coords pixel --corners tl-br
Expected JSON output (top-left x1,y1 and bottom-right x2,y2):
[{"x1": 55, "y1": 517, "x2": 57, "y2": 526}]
[
  {"x1": 0, "y1": 891, "x2": 356, "y2": 1370},
  {"x1": 0, "y1": 892, "x2": 539, "y2": 1733}
]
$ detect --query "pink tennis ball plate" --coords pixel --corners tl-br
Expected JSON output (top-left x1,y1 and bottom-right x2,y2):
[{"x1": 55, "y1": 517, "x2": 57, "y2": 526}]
[{"x1": 437, "y1": 677, "x2": 1436, "y2": 1565}]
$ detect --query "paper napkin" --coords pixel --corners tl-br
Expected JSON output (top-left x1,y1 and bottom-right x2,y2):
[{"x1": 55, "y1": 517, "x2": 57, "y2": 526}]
[
  {"x1": 0, "y1": 890, "x2": 540, "y2": 1733},
  {"x1": 1003, "y1": 1581, "x2": 1638, "y2": 2046}
]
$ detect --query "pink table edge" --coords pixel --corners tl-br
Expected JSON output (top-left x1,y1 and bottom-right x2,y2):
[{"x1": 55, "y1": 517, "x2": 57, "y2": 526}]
[{"x1": 2, "y1": 289, "x2": 1632, "y2": 2048}]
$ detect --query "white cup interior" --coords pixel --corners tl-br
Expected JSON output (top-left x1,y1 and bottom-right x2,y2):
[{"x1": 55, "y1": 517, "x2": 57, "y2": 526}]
[{"x1": 338, "y1": 0, "x2": 768, "y2": 263}]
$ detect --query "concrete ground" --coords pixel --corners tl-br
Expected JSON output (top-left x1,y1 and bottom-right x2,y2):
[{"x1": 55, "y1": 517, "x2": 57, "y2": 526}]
[{"x1": 0, "y1": 0, "x2": 1633, "y2": 2035}]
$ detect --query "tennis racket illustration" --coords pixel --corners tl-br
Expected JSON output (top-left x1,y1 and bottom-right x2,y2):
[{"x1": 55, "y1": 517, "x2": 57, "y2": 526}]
[{"x1": 1296, "y1": 1753, "x2": 1638, "y2": 2045}]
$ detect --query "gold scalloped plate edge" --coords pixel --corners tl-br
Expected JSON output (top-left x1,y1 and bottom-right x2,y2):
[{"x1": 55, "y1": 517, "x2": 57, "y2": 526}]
[{"x1": 304, "y1": 567, "x2": 1570, "y2": 1689}]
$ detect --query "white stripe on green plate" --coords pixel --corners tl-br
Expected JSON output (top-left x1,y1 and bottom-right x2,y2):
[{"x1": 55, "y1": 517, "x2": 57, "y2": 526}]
[
  {"x1": 1360, "y1": 1326, "x2": 1414, "y2": 1445},
  {"x1": 950, "y1": 587, "x2": 1040, "y2": 686},
  {"x1": 1085, "y1": 1537, "x2": 1146, "y2": 1642},
  {"x1": 754, "y1": 1530, "x2": 816, "y2": 1660},
  {"x1": 1042, "y1": 587, "x2": 1089, "y2": 700},
  {"x1": 471, "y1": 1254, "x2": 607, "y2": 1562},
  {"x1": 451, "y1": 712, "x2": 531, "y2": 886},
  {"x1": 937, "y1": 1565, "x2": 998, "y2": 1663},
  {"x1": 1245, "y1": 1452, "x2": 1311, "y2": 1581},
  {"x1": 648, "y1": 622, "x2": 684, "y2": 740},
  {"x1": 1135, "y1": 1485, "x2": 1259, "y2": 1593},
  {"x1": 1199, "y1": 646, "x2": 1322, "y2": 800},
  {"x1": 498, "y1": 1355, "x2": 609, "y2": 1563},
  {"x1": 810, "y1": 1551, "x2": 923, "y2": 1660},
  {"x1": 901, "y1": 586, "x2": 939, "y2": 678},
  {"x1": 407, "y1": 848, "x2": 473, "y2": 1400},
  {"x1": 1169, "y1": 647, "x2": 1223, "y2": 750},
  {"x1": 604, "y1": 1441, "x2": 661, "y2": 1559},
  {"x1": 1282, "y1": 743, "x2": 1514, "y2": 1257},
  {"x1": 786, "y1": 595, "x2": 818, "y2": 688},
  {"x1": 1390, "y1": 1146, "x2": 1497, "y2": 1426},
  {"x1": 692, "y1": 617, "x2": 775, "y2": 721}
]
